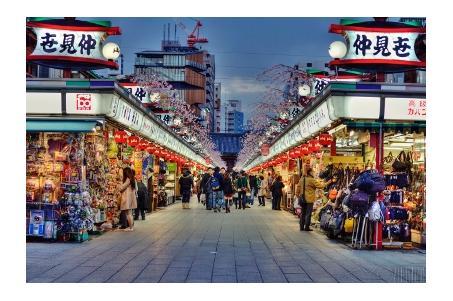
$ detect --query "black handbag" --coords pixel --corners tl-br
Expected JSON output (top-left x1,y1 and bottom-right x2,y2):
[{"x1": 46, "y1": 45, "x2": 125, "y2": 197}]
[
  {"x1": 298, "y1": 177, "x2": 306, "y2": 206},
  {"x1": 392, "y1": 151, "x2": 408, "y2": 172}
]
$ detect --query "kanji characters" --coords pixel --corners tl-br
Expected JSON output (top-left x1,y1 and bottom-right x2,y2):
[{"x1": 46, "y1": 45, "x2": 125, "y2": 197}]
[
  {"x1": 393, "y1": 37, "x2": 412, "y2": 57},
  {"x1": 134, "y1": 88, "x2": 147, "y2": 101},
  {"x1": 78, "y1": 34, "x2": 97, "y2": 55},
  {"x1": 40, "y1": 33, "x2": 58, "y2": 53},
  {"x1": 59, "y1": 34, "x2": 77, "y2": 54},
  {"x1": 373, "y1": 36, "x2": 391, "y2": 56},
  {"x1": 314, "y1": 79, "x2": 329, "y2": 95},
  {"x1": 353, "y1": 34, "x2": 372, "y2": 56}
]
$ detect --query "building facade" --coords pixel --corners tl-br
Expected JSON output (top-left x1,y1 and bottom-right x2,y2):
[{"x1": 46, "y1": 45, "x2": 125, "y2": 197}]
[
  {"x1": 134, "y1": 40, "x2": 215, "y2": 131},
  {"x1": 224, "y1": 99, "x2": 244, "y2": 133},
  {"x1": 214, "y1": 83, "x2": 222, "y2": 133}
]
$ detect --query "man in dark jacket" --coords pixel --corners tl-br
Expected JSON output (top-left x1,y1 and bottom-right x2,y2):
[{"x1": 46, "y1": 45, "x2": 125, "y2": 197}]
[
  {"x1": 200, "y1": 167, "x2": 214, "y2": 210},
  {"x1": 211, "y1": 167, "x2": 225, "y2": 212},
  {"x1": 135, "y1": 179, "x2": 150, "y2": 220},
  {"x1": 179, "y1": 169, "x2": 194, "y2": 209}
]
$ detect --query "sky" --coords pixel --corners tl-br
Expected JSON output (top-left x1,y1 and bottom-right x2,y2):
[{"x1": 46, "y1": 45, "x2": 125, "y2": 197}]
[{"x1": 90, "y1": 17, "x2": 377, "y2": 121}]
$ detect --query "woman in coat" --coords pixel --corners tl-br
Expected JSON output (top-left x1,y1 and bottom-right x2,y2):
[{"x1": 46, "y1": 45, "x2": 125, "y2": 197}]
[
  {"x1": 257, "y1": 175, "x2": 267, "y2": 206},
  {"x1": 270, "y1": 175, "x2": 285, "y2": 210},
  {"x1": 223, "y1": 172, "x2": 234, "y2": 213},
  {"x1": 135, "y1": 178, "x2": 150, "y2": 220},
  {"x1": 117, "y1": 167, "x2": 137, "y2": 231}
]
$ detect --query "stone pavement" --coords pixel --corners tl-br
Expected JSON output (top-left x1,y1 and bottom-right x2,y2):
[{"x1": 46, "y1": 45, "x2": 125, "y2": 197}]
[{"x1": 26, "y1": 197, "x2": 426, "y2": 283}]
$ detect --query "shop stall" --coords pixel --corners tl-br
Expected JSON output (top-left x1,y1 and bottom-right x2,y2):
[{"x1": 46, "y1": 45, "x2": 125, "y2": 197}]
[
  {"x1": 245, "y1": 82, "x2": 426, "y2": 249},
  {"x1": 26, "y1": 78, "x2": 209, "y2": 241}
]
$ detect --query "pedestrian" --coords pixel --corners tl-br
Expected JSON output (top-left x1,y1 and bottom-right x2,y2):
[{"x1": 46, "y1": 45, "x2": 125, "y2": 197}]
[
  {"x1": 235, "y1": 170, "x2": 250, "y2": 210},
  {"x1": 297, "y1": 167, "x2": 332, "y2": 231},
  {"x1": 248, "y1": 174, "x2": 258, "y2": 206},
  {"x1": 193, "y1": 172, "x2": 200, "y2": 203},
  {"x1": 134, "y1": 178, "x2": 149, "y2": 220},
  {"x1": 200, "y1": 167, "x2": 214, "y2": 210},
  {"x1": 211, "y1": 167, "x2": 225, "y2": 212},
  {"x1": 270, "y1": 175, "x2": 284, "y2": 210},
  {"x1": 117, "y1": 167, "x2": 137, "y2": 231},
  {"x1": 257, "y1": 175, "x2": 267, "y2": 206},
  {"x1": 179, "y1": 168, "x2": 194, "y2": 209},
  {"x1": 223, "y1": 171, "x2": 234, "y2": 213}
]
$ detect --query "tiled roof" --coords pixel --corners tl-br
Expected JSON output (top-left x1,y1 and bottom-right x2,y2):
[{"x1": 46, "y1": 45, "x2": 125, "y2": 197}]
[{"x1": 210, "y1": 133, "x2": 244, "y2": 154}]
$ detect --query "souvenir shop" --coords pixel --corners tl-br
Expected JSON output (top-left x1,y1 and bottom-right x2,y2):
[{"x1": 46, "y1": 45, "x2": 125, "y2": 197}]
[
  {"x1": 246, "y1": 82, "x2": 426, "y2": 249},
  {"x1": 26, "y1": 79, "x2": 209, "y2": 242}
]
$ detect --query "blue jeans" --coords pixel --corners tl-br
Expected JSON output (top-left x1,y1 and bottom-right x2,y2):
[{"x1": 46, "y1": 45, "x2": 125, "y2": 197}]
[
  {"x1": 249, "y1": 188, "x2": 255, "y2": 205},
  {"x1": 211, "y1": 190, "x2": 224, "y2": 210}
]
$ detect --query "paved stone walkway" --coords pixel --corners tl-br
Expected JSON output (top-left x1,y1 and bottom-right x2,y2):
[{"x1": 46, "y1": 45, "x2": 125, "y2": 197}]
[{"x1": 26, "y1": 198, "x2": 425, "y2": 283}]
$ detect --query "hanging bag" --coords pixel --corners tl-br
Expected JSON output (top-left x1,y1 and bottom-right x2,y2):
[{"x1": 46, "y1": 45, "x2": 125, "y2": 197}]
[
  {"x1": 298, "y1": 177, "x2": 306, "y2": 206},
  {"x1": 392, "y1": 151, "x2": 408, "y2": 172},
  {"x1": 368, "y1": 201, "x2": 384, "y2": 222}
]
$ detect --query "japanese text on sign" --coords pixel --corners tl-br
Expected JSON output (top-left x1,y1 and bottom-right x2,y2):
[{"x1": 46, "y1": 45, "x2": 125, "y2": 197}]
[{"x1": 344, "y1": 31, "x2": 420, "y2": 62}]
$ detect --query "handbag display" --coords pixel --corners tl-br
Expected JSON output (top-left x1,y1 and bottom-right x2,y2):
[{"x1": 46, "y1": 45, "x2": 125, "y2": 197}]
[
  {"x1": 368, "y1": 201, "x2": 383, "y2": 222},
  {"x1": 328, "y1": 187, "x2": 338, "y2": 200},
  {"x1": 392, "y1": 151, "x2": 408, "y2": 172},
  {"x1": 351, "y1": 170, "x2": 386, "y2": 193},
  {"x1": 343, "y1": 216, "x2": 354, "y2": 233}
]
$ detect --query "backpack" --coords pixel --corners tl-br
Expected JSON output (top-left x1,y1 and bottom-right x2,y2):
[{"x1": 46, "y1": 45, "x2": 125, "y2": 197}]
[{"x1": 211, "y1": 176, "x2": 220, "y2": 191}]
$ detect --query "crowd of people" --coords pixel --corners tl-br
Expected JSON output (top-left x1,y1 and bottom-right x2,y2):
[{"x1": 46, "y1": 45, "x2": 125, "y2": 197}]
[{"x1": 115, "y1": 164, "x2": 333, "y2": 234}]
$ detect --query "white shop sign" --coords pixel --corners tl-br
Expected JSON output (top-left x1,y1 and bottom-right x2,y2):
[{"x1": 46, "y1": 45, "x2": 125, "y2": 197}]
[
  {"x1": 27, "y1": 92, "x2": 61, "y2": 114},
  {"x1": 344, "y1": 30, "x2": 420, "y2": 62},
  {"x1": 108, "y1": 97, "x2": 143, "y2": 131},
  {"x1": 30, "y1": 27, "x2": 106, "y2": 61},
  {"x1": 328, "y1": 96, "x2": 381, "y2": 120},
  {"x1": 385, "y1": 98, "x2": 426, "y2": 121},
  {"x1": 66, "y1": 93, "x2": 113, "y2": 115}
]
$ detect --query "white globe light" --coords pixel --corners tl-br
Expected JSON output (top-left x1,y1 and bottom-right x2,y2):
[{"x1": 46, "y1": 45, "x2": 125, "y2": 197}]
[
  {"x1": 298, "y1": 84, "x2": 311, "y2": 97},
  {"x1": 328, "y1": 41, "x2": 347, "y2": 59},
  {"x1": 102, "y1": 42, "x2": 121, "y2": 60}
]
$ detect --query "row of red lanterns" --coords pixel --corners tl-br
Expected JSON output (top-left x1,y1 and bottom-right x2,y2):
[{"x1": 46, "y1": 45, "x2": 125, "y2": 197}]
[
  {"x1": 248, "y1": 133, "x2": 333, "y2": 172},
  {"x1": 114, "y1": 130, "x2": 189, "y2": 165}
]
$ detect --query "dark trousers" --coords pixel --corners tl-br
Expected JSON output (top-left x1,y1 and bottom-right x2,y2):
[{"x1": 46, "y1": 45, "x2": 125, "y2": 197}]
[
  {"x1": 134, "y1": 208, "x2": 146, "y2": 220},
  {"x1": 182, "y1": 190, "x2": 191, "y2": 203},
  {"x1": 300, "y1": 203, "x2": 314, "y2": 230},
  {"x1": 197, "y1": 191, "x2": 201, "y2": 203},
  {"x1": 205, "y1": 193, "x2": 211, "y2": 209},
  {"x1": 120, "y1": 210, "x2": 128, "y2": 228},
  {"x1": 238, "y1": 191, "x2": 247, "y2": 209},
  {"x1": 272, "y1": 195, "x2": 281, "y2": 210},
  {"x1": 258, "y1": 196, "x2": 265, "y2": 206}
]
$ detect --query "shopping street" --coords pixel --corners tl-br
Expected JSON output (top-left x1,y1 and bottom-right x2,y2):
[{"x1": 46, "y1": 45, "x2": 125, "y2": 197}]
[{"x1": 27, "y1": 198, "x2": 425, "y2": 283}]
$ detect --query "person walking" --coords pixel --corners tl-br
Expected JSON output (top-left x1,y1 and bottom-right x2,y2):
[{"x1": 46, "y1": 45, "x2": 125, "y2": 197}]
[
  {"x1": 211, "y1": 167, "x2": 225, "y2": 212},
  {"x1": 235, "y1": 171, "x2": 250, "y2": 210},
  {"x1": 297, "y1": 167, "x2": 332, "y2": 231},
  {"x1": 257, "y1": 175, "x2": 267, "y2": 206},
  {"x1": 179, "y1": 168, "x2": 194, "y2": 209},
  {"x1": 200, "y1": 168, "x2": 213, "y2": 209},
  {"x1": 270, "y1": 175, "x2": 284, "y2": 210},
  {"x1": 223, "y1": 171, "x2": 234, "y2": 213},
  {"x1": 134, "y1": 178, "x2": 149, "y2": 220},
  {"x1": 117, "y1": 167, "x2": 137, "y2": 231},
  {"x1": 249, "y1": 174, "x2": 258, "y2": 206}
]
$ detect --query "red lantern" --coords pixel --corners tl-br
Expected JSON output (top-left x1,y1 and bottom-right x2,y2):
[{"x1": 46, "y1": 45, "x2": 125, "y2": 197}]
[
  {"x1": 114, "y1": 130, "x2": 128, "y2": 144},
  {"x1": 300, "y1": 144, "x2": 310, "y2": 156},
  {"x1": 127, "y1": 135, "x2": 140, "y2": 147},
  {"x1": 137, "y1": 140, "x2": 149, "y2": 151},
  {"x1": 146, "y1": 144, "x2": 155, "y2": 154},
  {"x1": 289, "y1": 149, "x2": 297, "y2": 159},
  {"x1": 308, "y1": 139, "x2": 321, "y2": 153},
  {"x1": 294, "y1": 146, "x2": 301, "y2": 157},
  {"x1": 319, "y1": 133, "x2": 333, "y2": 146}
]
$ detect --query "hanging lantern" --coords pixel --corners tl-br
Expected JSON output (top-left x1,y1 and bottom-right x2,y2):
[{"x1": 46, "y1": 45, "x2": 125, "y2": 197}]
[
  {"x1": 146, "y1": 144, "x2": 156, "y2": 154},
  {"x1": 308, "y1": 139, "x2": 321, "y2": 153},
  {"x1": 294, "y1": 146, "x2": 302, "y2": 157},
  {"x1": 300, "y1": 144, "x2": 310, "y2": 156},
  {"x1": 127, "y1": 135, "x2": 140, "y2": 147},
  {"x1": 319, "y1": 133, "x2": 333, "y2": 146},
  {"x1": 154, "y1": 147, "x2": 162, "y2": 157},
  {"x1": 137, "y1": 140, "x2": 149, "y2": 151},
  {"x1": 114, "y1": 130, "x2": 128, "y2": 144}
]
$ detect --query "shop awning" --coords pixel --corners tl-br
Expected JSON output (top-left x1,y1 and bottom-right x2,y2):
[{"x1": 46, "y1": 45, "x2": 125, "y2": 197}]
[{"x1": 26, "y1": 120, "x2": 98, "y2": 132}]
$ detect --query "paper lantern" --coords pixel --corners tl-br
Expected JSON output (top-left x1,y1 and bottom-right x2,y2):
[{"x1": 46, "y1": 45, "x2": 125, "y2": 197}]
[
  {"x1": 127, "y1": 135, "x2": 140, "y2": 147},
  {"x1": 319, "y1": 133, "x2": 333, "y2": 146},
  {"x1": 308, "y1": 139, "x2": 321, "y2": 153},
  {"x1": 289, "y1": 149, "x2": 297, "y2": 159},
  {"x1": 294, "y1": 146, "x2": 302, "y2": 157},
  {"x1": 114, "y1": 130, "x2": 128, "y2": 144},
  {"x1": 300, "y1": 144, "x2": 310, "y2": 156},
  {"x1": 137, "y1": 140, "x2": 149, "y2": 151},
  {"x1": 146, "y1": 145, "x2": 156, "y2": 154}
]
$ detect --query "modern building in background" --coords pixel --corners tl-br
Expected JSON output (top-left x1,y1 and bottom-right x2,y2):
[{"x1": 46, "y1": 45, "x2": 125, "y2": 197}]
[
  {"x1": 224, "y1": 99, "x2": 244, "y2": 133},
  {"x1": 214, "y1": 83, "x2": 222, "y2": 133},
  {"x1": 134, "y1": 35, "x2": 215, "y2": 131}
]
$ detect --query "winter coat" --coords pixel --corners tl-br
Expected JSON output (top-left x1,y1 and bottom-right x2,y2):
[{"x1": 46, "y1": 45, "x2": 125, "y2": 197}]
[
  {"x1": 200, "y1": 173, "x2": 211, "y2": 193},
  {"x1": 137, "y1": 182, "x2": 150, "y2": 210},
  {"x1": 297, "y1": 176, "x2": 327, "y2": 204},
  {"x1": 258, "y1": 180, "x2": 268, "y2": 197},
  {"x1": 179, "y1": 173, "x2": 194, "y2": 193},
  {"x1": 270, "y1": 180, "x2": 285, "y2": 197},
  {"x1": 212, "y1": 171, "x2": 224, "y2": 191},
  {"x1": 235, "y1": 176, "x2": 250, "y2": 192},
  {"x1": 119, "y1": 178, "x2": 137, "y2": 210},
  {"x1": 223, "y1": 175, "x2": 234, "y2": 195},
  {"x1": 249, "y1": 175, "x2": 258, "y2": 189}
]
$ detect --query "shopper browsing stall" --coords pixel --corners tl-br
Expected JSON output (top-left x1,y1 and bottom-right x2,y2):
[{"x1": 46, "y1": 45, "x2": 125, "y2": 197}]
[
  {"x1": 270, "y1": 175, "x2": 285, "y2": 210},
  {"x1": 117, "y1": 167, "x2": 137, "y2": 232},
  {"x1": 179, "y1": 168, "x2": 194, "y2": 209},
  {"x1": 297, "y1": 167, "x2": 331, "y2": 231},
  {"x1": 135, "y1": 179, "x2": 149, "y2": 220}
]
